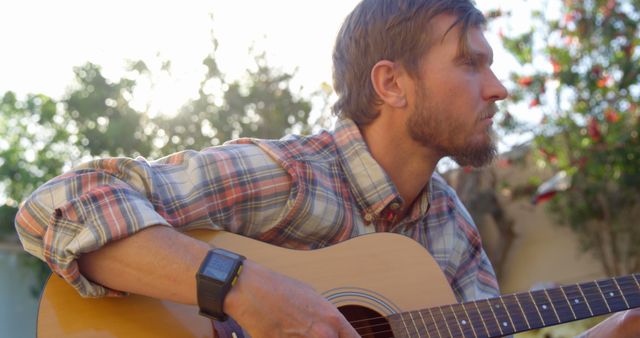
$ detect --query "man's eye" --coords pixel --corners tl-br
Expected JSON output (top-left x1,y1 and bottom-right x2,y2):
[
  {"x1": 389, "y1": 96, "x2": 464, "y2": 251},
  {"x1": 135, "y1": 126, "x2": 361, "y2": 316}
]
[{"x1": 463, "y1": 58, "x2": 478, "y2": 66}]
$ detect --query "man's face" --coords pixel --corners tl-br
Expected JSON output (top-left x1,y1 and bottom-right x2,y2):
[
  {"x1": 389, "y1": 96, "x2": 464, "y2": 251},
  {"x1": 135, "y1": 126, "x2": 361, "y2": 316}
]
[{"x1": 405, "y1": 14, "x2": 507, "y2": 167}]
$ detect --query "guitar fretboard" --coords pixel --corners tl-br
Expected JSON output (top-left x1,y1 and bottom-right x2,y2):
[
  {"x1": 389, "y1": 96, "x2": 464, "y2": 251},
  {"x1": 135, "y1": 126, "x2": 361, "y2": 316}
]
[{"x1": 388, "y1": 273, "x2": 640, "y2": 337}]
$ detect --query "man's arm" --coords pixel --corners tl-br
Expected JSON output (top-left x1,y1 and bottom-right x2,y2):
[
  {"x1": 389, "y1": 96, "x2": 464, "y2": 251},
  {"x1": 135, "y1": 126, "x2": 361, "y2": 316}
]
[
  {"x1": 15, "y1": 149, "x2": 358, "y2": 337},
  {"x1": 78, "y1": 225, "x2": 359, "y2": 337}
]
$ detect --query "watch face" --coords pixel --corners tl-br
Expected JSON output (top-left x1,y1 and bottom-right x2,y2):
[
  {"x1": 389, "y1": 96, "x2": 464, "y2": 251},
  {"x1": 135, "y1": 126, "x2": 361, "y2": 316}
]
[{"x1": 203, "y1": 254, "x2": 235, "y2": 281}]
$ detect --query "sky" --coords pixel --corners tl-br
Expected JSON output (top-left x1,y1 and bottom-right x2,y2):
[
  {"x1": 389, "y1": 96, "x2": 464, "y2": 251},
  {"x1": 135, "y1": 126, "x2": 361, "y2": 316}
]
[{"x1": 0, "y1": 0, "x2": 537, "y2": 121}]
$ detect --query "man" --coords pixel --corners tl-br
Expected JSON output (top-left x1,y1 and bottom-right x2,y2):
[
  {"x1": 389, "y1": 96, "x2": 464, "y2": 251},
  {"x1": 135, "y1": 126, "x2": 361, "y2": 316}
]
[{"x1": 14, "y1": 0, "x2": 638, "y2": 337}]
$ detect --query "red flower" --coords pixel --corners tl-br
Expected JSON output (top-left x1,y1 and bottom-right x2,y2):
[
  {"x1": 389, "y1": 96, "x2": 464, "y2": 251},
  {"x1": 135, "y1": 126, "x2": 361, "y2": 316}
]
[
  {"x1": 563, "y1": 12, "x2": 575, "y2": 23},
  {"x1": 605, "y1": 109, "x2": 620, "y2": 123},
  {"x1": 518, "y1": 76, "x2": 534, "y2": 87},
  {"x1": 551, "y1": 59, "x2": 561, "y2": 74},
  {"x1": 529, "y1": 98, "x2": 540, "y2": 107},
  {"x1": 597, "y1": 75, "x2": 611, "y2": 88},
  {"x1": 588, "y1": 118, "x2": 602, "y2": 142}
]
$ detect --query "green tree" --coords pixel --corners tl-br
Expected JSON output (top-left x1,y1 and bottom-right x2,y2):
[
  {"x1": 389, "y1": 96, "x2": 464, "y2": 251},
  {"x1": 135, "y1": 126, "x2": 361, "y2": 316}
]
[
  {"x1": 0, "y1": 91, "x2": 78, "y2": 293},
  {"x1": 0, "y1": 92, "x2": 77, "y2": 238},
  {"x1": 65, "y1": 62, "x2": 154, "y2": 158},
  {"x1": 495, "y1": 0, "x2": 640, "y2": 276},
  {"x1": 154, "y1": 51, "x2": 313, "y2": 155},
  {"x1": 1, "y1": 34, "x2": 322, "y2": 249}
]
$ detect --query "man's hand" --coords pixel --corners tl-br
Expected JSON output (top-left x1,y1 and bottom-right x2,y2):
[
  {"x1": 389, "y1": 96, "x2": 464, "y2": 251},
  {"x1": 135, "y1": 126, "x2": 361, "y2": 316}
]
[
  {"x1": 579, "y1": 309, "x2": 640, "y2": 338},
  {"x1": 224, "y1": 260, "x2": 360, "y2": 338}
]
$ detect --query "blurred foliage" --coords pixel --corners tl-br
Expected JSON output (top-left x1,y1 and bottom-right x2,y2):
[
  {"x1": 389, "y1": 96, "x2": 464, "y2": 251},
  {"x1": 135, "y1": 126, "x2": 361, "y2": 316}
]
[
  {"x1": 66, "y1": 62, "x2": 154, "y2": 157},
  {"x1": 155, "y1": 51, "x2": 314, "y2": 154},
  {"x1": 0, "y1": 33, "x2": 329, "y2": 293},
  {"x1": 493, "y1": 0, "x2": 640, "y2": 276},
  {"x1": 0, "y1": 92, "x2": 79, "y2": 232}
]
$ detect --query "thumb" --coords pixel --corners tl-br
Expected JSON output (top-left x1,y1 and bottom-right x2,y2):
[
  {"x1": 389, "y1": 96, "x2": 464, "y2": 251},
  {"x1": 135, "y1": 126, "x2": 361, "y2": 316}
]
[{"x1": 338, "y1": 319, "x2": 361, "y2": 338}]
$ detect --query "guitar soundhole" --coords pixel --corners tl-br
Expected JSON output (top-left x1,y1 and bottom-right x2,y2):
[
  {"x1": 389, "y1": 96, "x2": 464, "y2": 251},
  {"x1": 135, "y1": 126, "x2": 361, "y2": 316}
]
[{"x1": 339, "y1": 305, "x2": 392, "y2": 338}]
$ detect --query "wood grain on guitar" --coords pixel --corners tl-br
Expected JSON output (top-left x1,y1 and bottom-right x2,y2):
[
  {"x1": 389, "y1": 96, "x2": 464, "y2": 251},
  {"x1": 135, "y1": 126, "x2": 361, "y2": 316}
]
[{"x1": 37, "y1": 230, "x2": 640, "y2": 337}]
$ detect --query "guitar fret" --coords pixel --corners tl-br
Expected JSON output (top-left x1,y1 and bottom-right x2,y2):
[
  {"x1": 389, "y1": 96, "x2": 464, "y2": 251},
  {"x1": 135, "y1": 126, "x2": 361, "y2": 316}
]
[
  {"x1": 613, "y1": 278, "x2": 630, "y2": 308},
  {"x1": 502, "y1": 293, "x2": 530, "y2": 332},
  {"x1": 438, "y1": 306, "x2": 456, "y2": 337},
  {"x1": 390, "y1": 274, "x2": 640, "y2": 338},
  {"x1": 559, "y1": 287, "x2": 577, "y2": 319},
  {"x1": 528, "y1": 292, "x2": 545, "y2": 326},
  {"x1": 427, "y1": 307, "x2": 444, "y2": 338},
  {"x1": 576, "y1": 283, "x2": 595, "y2": 316},
  {"x1": 596, "y1": 282, "x2": 612, "y2": 312},
  {"x1": 471, "y1": 300, "x2": 491, "y2": 337},
  {"x1": 500, "y1": 297, "x2": 516, "y2": 329},
  {"x1": 458, "y1": 303, "x2": 479, "y2": 338},
  {"x1": 398, "y1": 312, "x2": 413, "y2": 338},
  {"x1": 562, "y1": 284, "x2": 592, "y2": 319},
  {"x1": 448, "y1": 304, "x2": 475, "y2": 338},
  {"x1": 407, "y1": 311, "x2": 422, "y2": 336},
  {"x1": 531, "y1": 289, "x2": 559, "y2": 325},
  {"x1": 546, "y1": 287, "x2": 574, "y2": 323},
  {"x1": 513, "y1": 294, "x2": 532, "y2": 329},
  {"x1": 597, "y1": 279, "x2": 627, "y2": 312},
  {"x1": 416, "y1": 310, "x2": 434, "y2": 338},
  {"x1": 579, "y1": 281, "x2": 609, "y2": 316},
  {"x1": 446, "y1": 305, "x2": 463, "y2": 337},
  {"x1": 487, "y1": 297, "x2": 512, "y2": 335},
  {"x1": 478, "y1": 298, "x2": 504, "y2": 336},
  {"x1": 617, "y1": 275, "x2": 640, "y2": 308},
  {"x1": 515, "y1": 292, "x2": 544, "y2": 329},
  {"x1": 544, "y1": 289, "x2": 562, "y2": 322},
  {"x1": 431, "y1": 308, "x2": 451, "y2": 337},
  {"x1": 440, "y1": 305, "x2": 465, "y2": 337}
]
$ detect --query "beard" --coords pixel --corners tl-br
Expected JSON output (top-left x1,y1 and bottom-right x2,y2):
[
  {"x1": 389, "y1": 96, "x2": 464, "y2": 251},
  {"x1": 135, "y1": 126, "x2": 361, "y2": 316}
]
[{"x1": 406, "y1": 86, "x2": 497, "y2": 168}]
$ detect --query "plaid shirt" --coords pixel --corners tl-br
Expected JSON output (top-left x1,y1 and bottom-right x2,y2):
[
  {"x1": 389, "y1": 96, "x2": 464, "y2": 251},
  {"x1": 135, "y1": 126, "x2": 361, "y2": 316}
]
[{"x1": 15, "y1": 118, "x2": 499, "y2": 302}]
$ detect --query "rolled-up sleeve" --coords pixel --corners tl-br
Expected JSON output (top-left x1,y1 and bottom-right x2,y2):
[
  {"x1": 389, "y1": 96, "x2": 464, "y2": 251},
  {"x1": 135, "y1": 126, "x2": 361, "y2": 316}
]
[
  {"x1": 15, "y1": 146, "x2": 293, "y2": 297},
  {"x1": 15, "y1": 158, "x2": 174, "y2": 297}
]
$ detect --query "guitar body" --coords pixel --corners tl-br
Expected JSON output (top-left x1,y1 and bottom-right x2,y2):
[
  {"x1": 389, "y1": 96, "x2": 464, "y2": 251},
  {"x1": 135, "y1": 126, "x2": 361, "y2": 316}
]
[{"x1": 37, "y1": 230, "x2": 457, "y2": 337}]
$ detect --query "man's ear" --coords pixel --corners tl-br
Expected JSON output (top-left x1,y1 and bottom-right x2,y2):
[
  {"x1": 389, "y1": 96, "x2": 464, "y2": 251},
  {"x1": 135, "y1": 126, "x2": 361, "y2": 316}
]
[{"x1": 370, "y1": 60, "x2": 410, "y2": 108}]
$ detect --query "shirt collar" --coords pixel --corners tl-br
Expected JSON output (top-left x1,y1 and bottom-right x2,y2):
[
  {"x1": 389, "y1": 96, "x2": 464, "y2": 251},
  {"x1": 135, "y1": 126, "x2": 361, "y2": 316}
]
[
  {"x1": 333, "y1": 118, "x2": 418, "y2": 220},
  {"x1": 332, "y1": 118, "x2": 434, "y2": 223}
]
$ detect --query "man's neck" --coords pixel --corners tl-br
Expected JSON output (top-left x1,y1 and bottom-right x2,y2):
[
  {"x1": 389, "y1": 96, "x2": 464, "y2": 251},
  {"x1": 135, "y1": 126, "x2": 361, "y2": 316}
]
[{"x1": 359, "y1": 117, "x2": 441, "y2": 210}]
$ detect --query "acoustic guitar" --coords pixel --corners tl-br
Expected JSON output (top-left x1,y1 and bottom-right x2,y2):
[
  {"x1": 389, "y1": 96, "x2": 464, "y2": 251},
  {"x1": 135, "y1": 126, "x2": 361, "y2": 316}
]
[{"x1": 37, "y1": 230, "x2": 640, "y2": 337}]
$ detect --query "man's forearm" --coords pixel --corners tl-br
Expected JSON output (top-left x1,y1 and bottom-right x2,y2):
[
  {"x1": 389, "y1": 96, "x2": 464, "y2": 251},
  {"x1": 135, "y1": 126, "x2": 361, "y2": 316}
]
[
  {"x1": 78, "y1": 225, "x2": 210, "y2": 305},
  {"x1": 76, "y1": 224, "x2": 360, "y2": 338}
]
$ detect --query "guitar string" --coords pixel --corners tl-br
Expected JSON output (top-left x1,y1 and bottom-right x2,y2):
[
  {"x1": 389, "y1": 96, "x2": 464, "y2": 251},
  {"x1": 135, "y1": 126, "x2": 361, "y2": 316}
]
[
  {"x1": 344, "y1": 281, "x2": 640, "y2": 336},
  {"x1": 348, "y1": 285, "x2": 640, "y2": 338},
  {"x1": 347, "y1": 277, "x2": 639, "y2": 327},
  {"x1": 357, "y1": 324, "x2": 448, "y2": 338},
  {"x1": 360, "y1": 330, "x2": 398, "y2": 338}
]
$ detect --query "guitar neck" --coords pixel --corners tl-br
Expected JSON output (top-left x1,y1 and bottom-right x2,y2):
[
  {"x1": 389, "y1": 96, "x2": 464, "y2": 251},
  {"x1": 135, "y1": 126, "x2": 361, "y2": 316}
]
[{"x1": 388, "y1": 273, "x2": 640, "y2": 338}]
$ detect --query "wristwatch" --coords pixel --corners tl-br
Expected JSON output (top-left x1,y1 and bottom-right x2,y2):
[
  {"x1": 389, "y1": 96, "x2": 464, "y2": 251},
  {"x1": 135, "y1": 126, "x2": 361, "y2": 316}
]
[{"x1": 196, "y1": 248, "x2": 246, "y2": 321}]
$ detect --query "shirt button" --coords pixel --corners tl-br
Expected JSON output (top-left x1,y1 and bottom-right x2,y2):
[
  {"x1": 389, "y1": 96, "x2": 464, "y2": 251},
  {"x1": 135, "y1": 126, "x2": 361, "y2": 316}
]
[
  {"x1": 363, "y1": 213, "x2": 374, "y2": 222},
  {"x1": 390, "y1": 202, "x2": 401, "y2": 210}
]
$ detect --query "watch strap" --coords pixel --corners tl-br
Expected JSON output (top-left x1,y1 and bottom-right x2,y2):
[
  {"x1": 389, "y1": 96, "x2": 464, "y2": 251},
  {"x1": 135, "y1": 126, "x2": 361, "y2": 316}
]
[{"x1": 196, "y1": 248, "x2": 245, "y2": 321}]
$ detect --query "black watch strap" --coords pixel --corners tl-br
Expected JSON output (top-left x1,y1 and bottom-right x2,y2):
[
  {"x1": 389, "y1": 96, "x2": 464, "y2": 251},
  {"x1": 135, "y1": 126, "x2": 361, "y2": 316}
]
[{"x1": 196, "y1": 248, "x2": 245, "y2": 321}]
